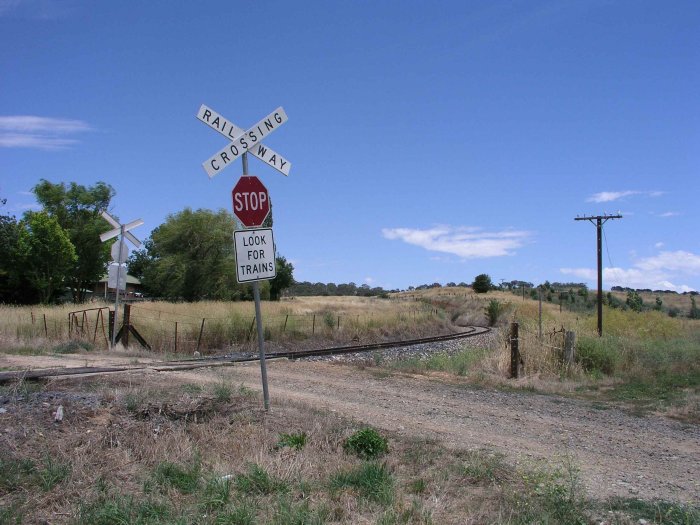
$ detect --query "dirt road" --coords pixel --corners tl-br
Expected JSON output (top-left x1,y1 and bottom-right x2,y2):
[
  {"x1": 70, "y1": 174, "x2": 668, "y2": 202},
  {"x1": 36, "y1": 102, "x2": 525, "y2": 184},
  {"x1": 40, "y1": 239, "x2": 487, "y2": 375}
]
[
  {"x1": 222, "y1": 359, "x2": 699, "y2": 504},
  {"x1": 3, "y1": 352, "x2": 698, "y2": 503}
]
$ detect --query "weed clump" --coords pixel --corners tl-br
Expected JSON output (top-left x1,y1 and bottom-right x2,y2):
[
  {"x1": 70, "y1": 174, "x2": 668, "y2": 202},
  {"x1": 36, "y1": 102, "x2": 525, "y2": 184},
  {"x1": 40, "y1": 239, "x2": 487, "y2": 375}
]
[
  {"x1": 275, "y1": 431, "x2": 308, "y2": 450},
  {"x1": 52, "y1": 340, "x2": 94, "y2": 354},
  {"x1": 343, "y1": 427, "x2": 389, "y2": 459}
]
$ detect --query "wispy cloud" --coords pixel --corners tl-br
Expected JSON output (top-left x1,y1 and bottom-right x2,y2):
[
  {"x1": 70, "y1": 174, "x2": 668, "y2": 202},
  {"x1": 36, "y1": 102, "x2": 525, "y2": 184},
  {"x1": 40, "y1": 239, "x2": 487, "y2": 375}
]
[
  {"x1": 382, "y1": 225, "x2": 531, "y2": 259},
  {"x1": 0, "y1": 0, "x2": 75, "y2": 19},
  {"x1": 657, "y1": 211, "x2": 680, "y2": 218},
  {"x1": 0, "y1": 115, "x2": 91, "y2": 150},
  {"x1": 561, "y1": 250, "x2": 700, "y2": 292},
  {"x1": 586, "y1": 190, "x2": 664, "y2": 203}
]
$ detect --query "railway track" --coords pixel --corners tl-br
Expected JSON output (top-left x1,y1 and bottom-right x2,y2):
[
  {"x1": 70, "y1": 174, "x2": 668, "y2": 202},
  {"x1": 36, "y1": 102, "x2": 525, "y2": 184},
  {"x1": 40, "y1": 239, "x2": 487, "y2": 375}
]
[{"x1": 0, "y1": 326, "x2": 490, "y2": 383}]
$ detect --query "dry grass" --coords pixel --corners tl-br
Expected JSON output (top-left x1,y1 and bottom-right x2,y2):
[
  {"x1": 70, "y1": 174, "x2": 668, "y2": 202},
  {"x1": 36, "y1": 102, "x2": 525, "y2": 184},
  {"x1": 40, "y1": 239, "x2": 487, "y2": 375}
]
[
  {"x1": 0, "y1": 296, "x2": 447, "y2": 355},
  {"x1": 0, "y1": 371, "x2": 604, "y2": 524}
]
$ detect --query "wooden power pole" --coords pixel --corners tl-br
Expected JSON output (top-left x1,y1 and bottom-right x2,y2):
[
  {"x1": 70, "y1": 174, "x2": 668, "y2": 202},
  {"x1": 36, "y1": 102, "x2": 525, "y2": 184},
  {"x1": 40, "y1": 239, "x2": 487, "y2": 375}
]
[{"x1": 574, "y1": 214, "x2": 622, "y2": 336}]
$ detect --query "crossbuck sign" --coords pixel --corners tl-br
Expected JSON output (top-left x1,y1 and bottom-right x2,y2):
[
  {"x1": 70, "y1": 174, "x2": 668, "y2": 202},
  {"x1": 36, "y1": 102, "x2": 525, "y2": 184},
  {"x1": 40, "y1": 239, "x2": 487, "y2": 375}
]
[{"x1": 197, "y1": 105, "x2": 291, "y2": 178}]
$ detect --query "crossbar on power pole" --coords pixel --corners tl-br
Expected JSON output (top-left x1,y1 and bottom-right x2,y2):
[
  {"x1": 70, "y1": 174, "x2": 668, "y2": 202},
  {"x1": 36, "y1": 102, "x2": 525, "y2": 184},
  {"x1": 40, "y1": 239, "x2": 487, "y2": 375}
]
[{"x1": 574, "y1": 213, "x2": 622, "y2": 336}]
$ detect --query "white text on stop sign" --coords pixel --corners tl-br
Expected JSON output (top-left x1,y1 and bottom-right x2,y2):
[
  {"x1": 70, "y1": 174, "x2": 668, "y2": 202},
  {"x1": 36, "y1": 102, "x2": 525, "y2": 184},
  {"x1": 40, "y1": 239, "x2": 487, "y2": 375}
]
[{"x1": 234, "y1": 191, "x2": 267, "y2": 212}]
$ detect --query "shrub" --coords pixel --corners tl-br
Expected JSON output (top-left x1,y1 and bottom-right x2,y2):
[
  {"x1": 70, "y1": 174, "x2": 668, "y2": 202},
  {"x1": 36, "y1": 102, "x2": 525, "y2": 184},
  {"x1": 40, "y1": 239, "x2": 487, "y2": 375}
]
[
  {"x1": 485, "y1": 299, "x2": 506, "y2": 327},
  {"x1": 52, "y1": 340, "x2": 94, "y2": 354},
  {"x1": 576, "y1": 337, "x2": 619, "y2": 375},
  {"x1": 343, "y1": 428, "x2": 388, "y2": 459}
]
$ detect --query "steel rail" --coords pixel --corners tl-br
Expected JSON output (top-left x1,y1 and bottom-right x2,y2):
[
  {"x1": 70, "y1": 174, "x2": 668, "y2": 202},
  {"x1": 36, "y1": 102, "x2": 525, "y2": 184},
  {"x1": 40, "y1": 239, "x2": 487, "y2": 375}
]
[{"x1": 0, "y1": 326, "x2": 490, "y2": 383}]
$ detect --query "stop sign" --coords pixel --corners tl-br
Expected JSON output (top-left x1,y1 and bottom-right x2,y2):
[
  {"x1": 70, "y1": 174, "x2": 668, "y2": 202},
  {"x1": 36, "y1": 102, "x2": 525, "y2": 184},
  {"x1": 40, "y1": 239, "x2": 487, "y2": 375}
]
[{"x1": 232, "y1": 176, "x2": 270, "y2": 227}]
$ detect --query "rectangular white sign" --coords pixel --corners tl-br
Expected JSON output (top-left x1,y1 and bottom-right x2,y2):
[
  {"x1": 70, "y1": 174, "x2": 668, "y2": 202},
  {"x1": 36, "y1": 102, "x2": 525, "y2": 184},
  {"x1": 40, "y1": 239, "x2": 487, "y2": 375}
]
[
  {"x1": 203, "y1": 107, "x2": 288, "y2": 178},
  {"x1": 197, "y1": 105, "x2": 291, "y2": 177},
  {"x1": 234, "y1": 228, "x2": 277, "y2": 283},
  {"x1": 108, "y1": 263, "x2": 127, "y2": 290}
]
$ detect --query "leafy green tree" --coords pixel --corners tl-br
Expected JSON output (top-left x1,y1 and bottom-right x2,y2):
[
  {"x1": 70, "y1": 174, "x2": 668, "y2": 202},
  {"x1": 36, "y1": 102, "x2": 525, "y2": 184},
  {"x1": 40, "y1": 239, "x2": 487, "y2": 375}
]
[
  {"x1": 141, "y1": 208, "x2": 242, "y2": 301},
  {"x1": 32, "y1": 180, "x2": 115, "y2": 302},
  {"x1": 471, "y1": 273, "x2": 493, "y2": 294},
  {"x1": 0, "y1": 214, "x2": 35, "y2": 303},
  {"x1": 17, "y1": 212, "x2": 77, "y2": 303},
  {"x1": 269, "y1": 256, "x2": 294, "y2": 300}
]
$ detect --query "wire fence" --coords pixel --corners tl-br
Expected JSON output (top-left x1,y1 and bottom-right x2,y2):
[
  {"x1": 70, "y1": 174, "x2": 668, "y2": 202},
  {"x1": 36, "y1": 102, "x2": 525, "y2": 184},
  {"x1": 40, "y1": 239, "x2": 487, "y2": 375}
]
[{"x1": 55, "y1": 303, "x2": 442, "y2": 354}]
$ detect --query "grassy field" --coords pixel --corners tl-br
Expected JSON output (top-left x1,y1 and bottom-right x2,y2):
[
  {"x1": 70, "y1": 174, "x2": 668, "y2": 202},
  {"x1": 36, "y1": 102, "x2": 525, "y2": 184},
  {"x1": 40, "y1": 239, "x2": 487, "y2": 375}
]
[
  {"x1": 0, "y1": 296, "x2": 447, "y2": 355},
  {"x1": 1, "y1": 289, "x2": 699, "y2": 522},
  {"x1": 2, "y1": 373, "x2": 697, "y2": 524}
]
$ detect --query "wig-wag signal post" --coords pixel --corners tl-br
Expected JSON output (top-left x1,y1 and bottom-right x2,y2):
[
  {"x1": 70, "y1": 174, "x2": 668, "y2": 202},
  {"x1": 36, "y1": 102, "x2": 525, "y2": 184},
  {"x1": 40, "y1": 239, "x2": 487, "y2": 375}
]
[{"x1": 197, "y1": 104, "x2": 291, "y2": 410}]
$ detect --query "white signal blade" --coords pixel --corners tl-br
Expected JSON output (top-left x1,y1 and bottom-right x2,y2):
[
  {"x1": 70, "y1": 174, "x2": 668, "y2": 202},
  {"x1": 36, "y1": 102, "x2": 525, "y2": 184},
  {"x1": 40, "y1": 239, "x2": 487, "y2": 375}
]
[
  {"x1": 123, "y1": 218, "x2": 144, "y2": 232},
  {"x1": 124, "y1": 231, "x2": 142, "y2": 248},
  {"x1": 101, "y1": 211, "x2": 120, "y2": 229},
  {"x1": 100, "y1": 228, "x2": 120, "y2": 242}
]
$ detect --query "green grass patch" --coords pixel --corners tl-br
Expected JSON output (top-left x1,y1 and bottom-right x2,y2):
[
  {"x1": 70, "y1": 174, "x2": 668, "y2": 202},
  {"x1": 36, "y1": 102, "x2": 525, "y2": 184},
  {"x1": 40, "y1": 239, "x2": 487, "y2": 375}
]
[
  {"x1": 330, "y1": 461, "x2": 395, "y2": 505},
  {"x1": 387, "y1": 347, "x2": 487, "y2": 376},
  {"x1": 275, "y1": 431, "x2": 308, "y2": 450},
  {"x1": 458, "y1": 449, "x2": 511, "y2": 484},
  {"x1": 271, "y1": 496, "x2": 329, "y2": 525},
  {"x1": 77, "y1": 494, "x2": 173, "y2": 525},
  {"x1": 150, "y1": 459, "x2": 201, "y2": 494},
  {"x1": 606, "y1": 497, "x2": 700, "y2": 524},
  {"x1": 213, "y1": 381, "x2": 233, "y2": 402},
  {"x1": 507, "y1": 458, "x2": 588, "y2": 525},
  {"x1": 233, "y1": 463, "x2": 289, "y2": 496},
  {"x1": 343, "y1": 427, "x2": 389, "y2": 459},
  {"x1": 0, "y1": 456, "x2": 36, "y2": 491}
]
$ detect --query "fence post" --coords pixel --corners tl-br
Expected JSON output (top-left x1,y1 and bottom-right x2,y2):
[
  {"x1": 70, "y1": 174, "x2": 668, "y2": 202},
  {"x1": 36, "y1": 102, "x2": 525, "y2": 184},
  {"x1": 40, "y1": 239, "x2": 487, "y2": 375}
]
[
  {"x1": 196, "y1": 318, "x2": 206, "y2": 353},
  {"x1": 283, "y1": 314, "x2": 288, "y2": 332},
  {"x1": 510, "y1": 322, "x2": 520, "y2": 379},
  {"x1": 174, "y1": 322, "x2": 178, "y2": 353},
  {"x1": 312, "y1": 314, "x2": 316, "y2": 334},
  {"x1": 564, "y1": 331, "x2": 576, "y2": 367},
  {"x1": 43, "y1": 314, "x2": 48, "y2": 338}
]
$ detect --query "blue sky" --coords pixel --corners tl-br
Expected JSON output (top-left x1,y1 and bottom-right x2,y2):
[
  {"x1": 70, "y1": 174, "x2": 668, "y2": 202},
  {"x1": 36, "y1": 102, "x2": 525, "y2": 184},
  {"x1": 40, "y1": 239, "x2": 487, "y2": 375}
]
[{"x1": 1, "y1": 0, "x2": 698, "y2": 292}]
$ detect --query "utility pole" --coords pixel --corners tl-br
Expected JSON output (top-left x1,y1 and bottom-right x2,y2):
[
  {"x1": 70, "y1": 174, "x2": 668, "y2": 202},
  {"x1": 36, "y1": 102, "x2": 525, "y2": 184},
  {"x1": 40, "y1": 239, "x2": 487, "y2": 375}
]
[{"x1": 574, "y1": 214, "x2": 622, "y2": 336}]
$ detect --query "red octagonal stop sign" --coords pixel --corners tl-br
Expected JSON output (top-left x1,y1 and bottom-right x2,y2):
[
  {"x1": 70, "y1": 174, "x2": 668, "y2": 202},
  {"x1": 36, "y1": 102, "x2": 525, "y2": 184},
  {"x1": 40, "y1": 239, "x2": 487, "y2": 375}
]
[{"x1": 232, "y1": 176, "x2": 270, "y2": 227}]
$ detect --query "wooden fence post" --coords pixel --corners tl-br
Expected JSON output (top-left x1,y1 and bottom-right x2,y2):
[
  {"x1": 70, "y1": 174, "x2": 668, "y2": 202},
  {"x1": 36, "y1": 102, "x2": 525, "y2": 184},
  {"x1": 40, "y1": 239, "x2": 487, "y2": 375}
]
[
  {"x1": 564, "y1": 331, "x2": 576, "y2": 367},
  {"x1": 174, "y1": 322, "x2": 178, "y2": 353},
  {"x1": 510, "y1": 322, "x2": 520, "y2": 379},
  {"x1": 196, "y1": 318, "x2": 206, "y2": 353},
  {"x1": 312, "y1": 314, "x2": 316, "y2": 334}
]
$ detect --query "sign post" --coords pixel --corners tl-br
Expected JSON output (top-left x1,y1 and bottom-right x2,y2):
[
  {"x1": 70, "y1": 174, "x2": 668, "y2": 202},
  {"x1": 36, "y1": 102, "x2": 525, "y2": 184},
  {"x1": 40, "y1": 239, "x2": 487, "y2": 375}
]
[
  {"x1": 100, "y1": 212, "x2": 143, "y2": 349},
  {"x1": 197, "y1": 104, "x2": 290, "y2": 411}
]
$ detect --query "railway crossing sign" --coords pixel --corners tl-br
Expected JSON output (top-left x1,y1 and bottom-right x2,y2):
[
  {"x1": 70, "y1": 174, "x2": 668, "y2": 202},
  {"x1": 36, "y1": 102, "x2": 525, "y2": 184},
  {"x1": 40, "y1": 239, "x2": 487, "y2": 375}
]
[
  {"x1": 233, "y1": 228, "x2": 276, "y2": 283},
  {"x1": 100, "y1": 212, "x2": 143, "y2": 248},
  {"x1": 196, "y1": 104, "x2": 290, "y2": 178},
  {"x1": 99, "y1": 211, "x2": 144, "y2": 349},
  {"x1": 232, "y1": 176, "x2": 270, "y2": 227}
]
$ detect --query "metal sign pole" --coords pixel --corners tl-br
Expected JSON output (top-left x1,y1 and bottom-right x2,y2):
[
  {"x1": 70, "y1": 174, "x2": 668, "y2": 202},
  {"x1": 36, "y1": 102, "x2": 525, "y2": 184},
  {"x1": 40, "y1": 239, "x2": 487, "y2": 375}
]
[
  {"x1": 242, "y1": 152, "x2": 271, "y2": 410},
  {"x1": 111, "y1": 225, "x2": 126, "y2": 348}
]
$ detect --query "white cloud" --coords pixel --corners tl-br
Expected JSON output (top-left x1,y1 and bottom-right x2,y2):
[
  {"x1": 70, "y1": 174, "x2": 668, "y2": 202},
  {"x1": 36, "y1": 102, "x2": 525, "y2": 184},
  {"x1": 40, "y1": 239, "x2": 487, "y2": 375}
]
[
  {"x1": 654, "y1": 242, "x2": 665, "y2": 249},
  {"x1": 382, "y1": 225, "x2": 531, "y2": 259},
  {"x1": 657, "y1": 211, "x2": 679, "y2": 218},
  {"x1": 586, "y1": 190, "x2": 664, "y2": 203},
  {"x1": 0, "y1": 115, "x2": 91, "y2": 150},
  {"x1": 560, "y1": 250, "x2": 700, "y2": 292}
]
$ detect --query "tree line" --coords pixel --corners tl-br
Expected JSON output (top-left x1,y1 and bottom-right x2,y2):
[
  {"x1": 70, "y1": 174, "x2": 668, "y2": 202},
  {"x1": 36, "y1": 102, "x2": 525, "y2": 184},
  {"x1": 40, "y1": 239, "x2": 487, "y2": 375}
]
[{"x1": 0, "y1": 180, "x2": 294, "y2": 304}]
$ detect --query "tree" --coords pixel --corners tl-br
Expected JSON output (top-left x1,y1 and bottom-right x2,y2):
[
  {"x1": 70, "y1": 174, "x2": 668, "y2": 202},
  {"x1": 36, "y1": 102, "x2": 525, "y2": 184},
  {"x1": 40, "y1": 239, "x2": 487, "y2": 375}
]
[
  {"x1": 32, "y1": 180, "x2": 115, "y2": 302},
  {"x1": 141, "y1": 208, "x2": 243, "y2": 301},
  {"x1": 17, "y1": 212, "x2": 77, "y2": 303},
  {"x1": 626, "y1": 291, "x2": 643, "y2": 312},
  {"x1": 471, "y1": 274, "x2": 493, "y2": 294},
  {"x1": 690, "y1": 297, "x2": 700, "y2": 319},
  {"x1": 269, "y1": 256, "x2": 294, "y2": 300}
]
